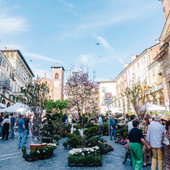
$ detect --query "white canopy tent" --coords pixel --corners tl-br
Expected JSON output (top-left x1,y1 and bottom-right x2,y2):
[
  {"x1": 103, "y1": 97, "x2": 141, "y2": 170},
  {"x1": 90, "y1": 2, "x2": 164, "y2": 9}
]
[
  {"x1": 0, "y1": 102, "x2": 30, "y2": 114},
  {"x1": 147, "y1": 104, "x2": 165, "y2": 111},
  {"x1": 0, "y1": 103, "x2": 6, "y2": 109}
]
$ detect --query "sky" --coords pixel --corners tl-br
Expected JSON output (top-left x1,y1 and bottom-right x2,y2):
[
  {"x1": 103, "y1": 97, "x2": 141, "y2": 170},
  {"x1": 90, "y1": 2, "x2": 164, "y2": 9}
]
[{"x1": 0, "y1": 0, "x2": 165, "y2": 82}]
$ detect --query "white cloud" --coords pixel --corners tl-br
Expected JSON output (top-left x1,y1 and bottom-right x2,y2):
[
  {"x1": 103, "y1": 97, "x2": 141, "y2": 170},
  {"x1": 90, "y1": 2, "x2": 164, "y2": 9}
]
[
  {"x1": 96, "y1": 36, "x2": 113, "y2": 50},
  {"x1": 0, "y1": 15, "x2": 27, "y2": 34},
  {"x1": 80, "y1": 55, "x2": 90, "y2": 64},
  {"x1": 58, "y1": 0, "x2": 73, "y2": 8},
  {"x1": 24, "y1": 52, "x2": 61, "y2": 63}
]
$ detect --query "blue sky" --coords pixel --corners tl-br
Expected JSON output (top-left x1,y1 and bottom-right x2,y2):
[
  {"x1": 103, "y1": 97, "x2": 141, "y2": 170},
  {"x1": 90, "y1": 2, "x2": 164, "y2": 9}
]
[{"x1": 0, "y1": 0, "x2": 165, "y2": 82}]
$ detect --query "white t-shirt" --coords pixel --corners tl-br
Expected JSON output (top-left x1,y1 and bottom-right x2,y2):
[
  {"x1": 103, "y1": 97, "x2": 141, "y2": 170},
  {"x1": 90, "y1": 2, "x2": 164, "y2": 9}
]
[{"x1": 128, "y1": 121, "x2": 133, "y2": 132}]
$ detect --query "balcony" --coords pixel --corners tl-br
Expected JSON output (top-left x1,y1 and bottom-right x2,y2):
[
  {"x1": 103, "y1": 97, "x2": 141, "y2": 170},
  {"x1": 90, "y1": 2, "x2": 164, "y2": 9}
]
[
  {"x1": 157, "y1": 83, "x2": 163, "y2": 90},
  {"x1": 10, "y1": 73, "x2": 15, "y2": 81},
  {"x1": 0, "y1": 80, "x2": 12, "y2": 91}
]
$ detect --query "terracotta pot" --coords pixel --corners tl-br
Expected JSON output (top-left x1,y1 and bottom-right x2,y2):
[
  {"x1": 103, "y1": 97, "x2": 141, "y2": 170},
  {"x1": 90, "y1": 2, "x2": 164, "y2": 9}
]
[{"x1": 30, "y1": 144, "x2": 47, "y2": 150}]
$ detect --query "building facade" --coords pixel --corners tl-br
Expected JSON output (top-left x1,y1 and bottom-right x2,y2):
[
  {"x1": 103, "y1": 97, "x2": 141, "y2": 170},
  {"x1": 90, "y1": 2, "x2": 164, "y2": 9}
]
[
  {"x1": 114, "y1": 43, "x2": 160, "y2": 113},
  {"x1": 98, "y1": 80, "x2": 120, "y2": 114},
  {"x1": 0, "y1": 49, "x2": 34, "y2": 106},
  {"x1": 36, "y1": 66, "x2": 64, "y2": 101},
  {"x1": 0, "y1": 51, "x2": 15, "y2": 106},
  {"x1": 155, "y1": 0, "x2": 170, "y2": 111}
]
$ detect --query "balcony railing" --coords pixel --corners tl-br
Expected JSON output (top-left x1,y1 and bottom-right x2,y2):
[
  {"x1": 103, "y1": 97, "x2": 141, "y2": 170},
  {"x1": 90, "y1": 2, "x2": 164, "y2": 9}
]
[{"x1": 0, "y1": 80, "x2": 12, "y2": 91}]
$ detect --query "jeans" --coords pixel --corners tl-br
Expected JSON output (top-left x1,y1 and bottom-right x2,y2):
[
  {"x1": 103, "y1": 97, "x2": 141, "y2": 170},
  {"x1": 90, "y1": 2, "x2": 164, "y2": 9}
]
[
  {"x1": 10, "y1": 125, "x2": 14, "y2": 138},
  {"x1": 0, "y1": 125, "x2": 2, "y2": 137},
  {"x1": 110, "y1": 128, "x2": 117, "y2": 140},
  {"x1": 17, "y1": 131, "x2": 25, "y2": 148}
]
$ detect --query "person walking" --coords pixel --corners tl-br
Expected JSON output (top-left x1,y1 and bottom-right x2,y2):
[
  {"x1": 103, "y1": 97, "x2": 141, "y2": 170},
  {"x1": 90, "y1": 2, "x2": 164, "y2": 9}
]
[
  {"x1": 127, "y1": 120, "x2": 150, "y2": 170},
  {"x1": 24, "y1": 115, "x2": 30, "y2": 142},
  {"x1": 1, "y1": 115, "x2": 11, "y2": 140},
  {"x1": 162, "y1": 120, "x2": 170, "y2": 170},
  {"x1": 123, "y1": 114, "x2": 136, "y2": 165},
  {"x1": 97, "y1": 115, "x2": 103, "y2": 134},
  {"x1": 10, "y1": 113, "x2": 15, "y2": 139},
  {"x1": 128, "y1": 115, "x2": 136, "y2": 133},
  {"x1": 109, "y1": 114, "x2": 117, "y2": 140},
  {"x1": 142, "y1": 117, "x2": 151, "y2": 167},
  {"x1": 146, "y1": 116, "x2": 165, "y2": 170},
  {"x1": 0, "y1": 115, "x2": 3, "y2": 138},
  {"x1": 17, "y1": 114, "x2": 26, "y2": 149}
]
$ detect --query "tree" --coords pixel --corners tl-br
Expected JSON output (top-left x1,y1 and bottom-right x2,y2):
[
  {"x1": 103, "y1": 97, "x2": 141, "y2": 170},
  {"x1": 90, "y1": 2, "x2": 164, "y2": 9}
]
[
  {"x1": 123, "y1": 80, "x2": 151, "y2": 119},
  {"x1": 45, "y1": 99, "x2": 70, "y2": 114},
  {"x1": 17, "y1": 82, "x2": 49, "y2": 109},
  {"x1": 65, "y1": 71, "x2": 99, "y2": 115}
]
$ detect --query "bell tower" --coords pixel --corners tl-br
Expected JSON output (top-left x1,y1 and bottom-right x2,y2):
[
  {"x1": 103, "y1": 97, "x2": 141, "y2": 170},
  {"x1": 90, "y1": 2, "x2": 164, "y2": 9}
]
[{"x1": 51, "y1": 66, "x2": 65, "y2": 100}]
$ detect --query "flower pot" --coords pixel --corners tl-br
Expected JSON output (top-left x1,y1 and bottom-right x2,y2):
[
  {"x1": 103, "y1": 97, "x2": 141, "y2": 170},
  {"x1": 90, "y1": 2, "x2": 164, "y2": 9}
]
[{"x1": 30, "y1": 144, "x2": 47, "y2": 150}]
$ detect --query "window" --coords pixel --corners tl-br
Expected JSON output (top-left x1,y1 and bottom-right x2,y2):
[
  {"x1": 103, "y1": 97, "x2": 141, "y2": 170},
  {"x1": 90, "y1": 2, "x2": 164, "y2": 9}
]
[
  {"x1": 102, "y1": 87, "x2": 106, "y2": 93},
  {"x1": 55, "y1": 73, "x2": 59, "y2": 79},
  {"x1": 152, "y1": 68, "x2": 155, "y2": 76},
  {"x1": 2, "y1": 61, "x2": 6, "y2": 68}
]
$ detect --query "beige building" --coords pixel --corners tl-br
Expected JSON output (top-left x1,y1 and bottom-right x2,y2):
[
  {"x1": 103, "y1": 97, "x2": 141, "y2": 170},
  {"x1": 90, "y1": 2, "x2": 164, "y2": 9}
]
[
  {"x1": 36, "y1": 66, "x2": 64, "y2": 101},
  {"x1": 0, "y1": 49, "x2": 34, "y2": 106},
  {"x1": 155, "y1": 0, "x2": 170, "y2": 111}
]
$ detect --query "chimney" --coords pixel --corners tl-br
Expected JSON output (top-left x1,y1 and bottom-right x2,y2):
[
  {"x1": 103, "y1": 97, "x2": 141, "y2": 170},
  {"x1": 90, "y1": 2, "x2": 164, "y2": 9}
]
[
  {"x1": 123, "y1": 63, "x2": 129, "y2": 68},
  {"x1": 155, "y1": 39, "x2": 160, "y2": 44},
  {"x1": 131, "y1": 55, "x2": 137, "y2": 62},
  {"x1": 44, "y1": 72, "x2": 46, "y2": 78}
]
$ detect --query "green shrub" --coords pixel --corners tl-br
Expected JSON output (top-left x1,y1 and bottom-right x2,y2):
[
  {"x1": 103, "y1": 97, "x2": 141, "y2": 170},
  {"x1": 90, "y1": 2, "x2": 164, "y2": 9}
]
[
  {"x1": 83, "y1": 117, "x2": 88, "y2": 124},
  {"x1": 73, "y1": 130, "x2": 81, "y2": 137},
  {"x1": 85, "y1": 122, "x2": 95, "y2": 128},
  {"x1": 84, "y1": 126, "x2": 100, "y2": 140},
  {"x1": 63, "y1": 141, "x2": 68, "y2": 147},
  {"x1": 73, "y1": 125, "x2": 81, "y2": 130}
]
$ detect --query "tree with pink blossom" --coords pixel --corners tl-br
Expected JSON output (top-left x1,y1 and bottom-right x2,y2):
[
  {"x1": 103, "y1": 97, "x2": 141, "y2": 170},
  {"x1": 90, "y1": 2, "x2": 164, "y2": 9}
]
[{"x1": 65, "y1": 71, "x2": 99, "y2": 116}]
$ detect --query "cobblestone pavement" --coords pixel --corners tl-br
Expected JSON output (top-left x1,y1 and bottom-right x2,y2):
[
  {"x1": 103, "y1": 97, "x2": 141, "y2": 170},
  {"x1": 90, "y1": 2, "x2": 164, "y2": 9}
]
[{"x1": 0, "y1": 134, "x2": 163, "y2": 170}]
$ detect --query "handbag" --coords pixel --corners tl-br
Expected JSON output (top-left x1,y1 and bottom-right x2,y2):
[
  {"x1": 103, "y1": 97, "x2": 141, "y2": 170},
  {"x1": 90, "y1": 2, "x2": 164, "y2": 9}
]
[{"x1": 162, "y1": 131, "x2": 170, "y2": 145}]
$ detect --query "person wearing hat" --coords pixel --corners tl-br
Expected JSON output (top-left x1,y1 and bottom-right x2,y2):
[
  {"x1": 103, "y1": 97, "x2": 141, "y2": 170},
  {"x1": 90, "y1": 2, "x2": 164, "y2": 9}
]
[
  {"x1": 161, "y1": 116, "x2": 169, "y2": 127},
  {"x1": 146, "y1": 116, "x2": 166, "y2": 170}
]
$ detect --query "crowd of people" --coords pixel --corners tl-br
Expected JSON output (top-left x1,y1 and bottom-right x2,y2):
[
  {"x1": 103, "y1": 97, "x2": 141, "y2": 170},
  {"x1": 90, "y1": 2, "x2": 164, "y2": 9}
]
[
  {"x1": 0, "y1": 113, "x2": 31, "y2": 149},
  {"x1": 120, "y1": 114, "x2": 170, "y2": 170}
]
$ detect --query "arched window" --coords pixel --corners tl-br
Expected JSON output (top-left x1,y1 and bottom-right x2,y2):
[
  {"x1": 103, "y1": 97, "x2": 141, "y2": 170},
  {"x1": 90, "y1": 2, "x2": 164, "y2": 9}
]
[{"x1": 55, "y1": 73, "x2": 59, "y2": 79}]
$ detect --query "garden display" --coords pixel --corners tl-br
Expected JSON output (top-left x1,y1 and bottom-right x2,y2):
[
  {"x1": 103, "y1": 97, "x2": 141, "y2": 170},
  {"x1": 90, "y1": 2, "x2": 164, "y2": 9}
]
[
  {"x1": 63, "y1": 132, "x2": 83, "y2": 148},
  {"x1": 22, "y1": 143, "x2": 57, "y2": 161},
  {"x1": 68, "y1": 146, "x2": 102, "y2": 166},
  {"x1": 40, "y1": 113, "x2": 71, "y2": 143}
]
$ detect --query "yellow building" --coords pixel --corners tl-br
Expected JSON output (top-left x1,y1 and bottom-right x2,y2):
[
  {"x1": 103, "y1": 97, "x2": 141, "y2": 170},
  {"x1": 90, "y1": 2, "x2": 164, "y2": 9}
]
[{"x1": 148, "y1": 61, "x2": 164, "y2": 106}]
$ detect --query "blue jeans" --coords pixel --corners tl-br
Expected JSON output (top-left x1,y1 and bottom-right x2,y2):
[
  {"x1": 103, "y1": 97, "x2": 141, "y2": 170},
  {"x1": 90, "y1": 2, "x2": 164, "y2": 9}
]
[
  {"x1": 10, "y1": 125, "x2": 14, "y2": 138},
  {"x1": 0, "y1": 126, "x2": 2, "y2": 137},
  {"x1": 110, "y1": 128, "x2": 117, "y2": 140},
  {"x1": 18, "y1": 131, "x2": 25, "y2": 148}
]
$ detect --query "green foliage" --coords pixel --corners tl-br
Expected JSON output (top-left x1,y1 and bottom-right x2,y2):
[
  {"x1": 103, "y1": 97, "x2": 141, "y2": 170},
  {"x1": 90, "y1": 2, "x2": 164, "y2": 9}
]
[
  {"x1": 22, "y1": 147, "x2": 26, "y2": 155},
  {"x1": 115, "y1": 113, "x2": 122, "y2": 119},
  {"x1": 68, "y1": 154, "x2": 102, "y2": 165},
  {"x1": 45, "y1": 99, "x2": 70, "y2": 113},
  {"x1": 73, "y1": 130, "x2": 81, "y2": 137},
  {"x1": 66, "y1": 133, "x2": 83, "y2": 148},
  {"x1": 83, "y1": 117, "x2": 88, "y2": 124},
  {"x1": 63, "y1": 141, "x2": 68, "y2": 147},
  {"x1": 102, "y1": 122, "x2": 109, "y2": 136},
  {"x1": 84, "y1": 126, "x2": 100, "y2": 140},
  {"x1": 73, "y1": 125, "x2": 81, "y2": 130},
  {"x1": 85, "y1": 122, "x2": 95, "y2": 128}
]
